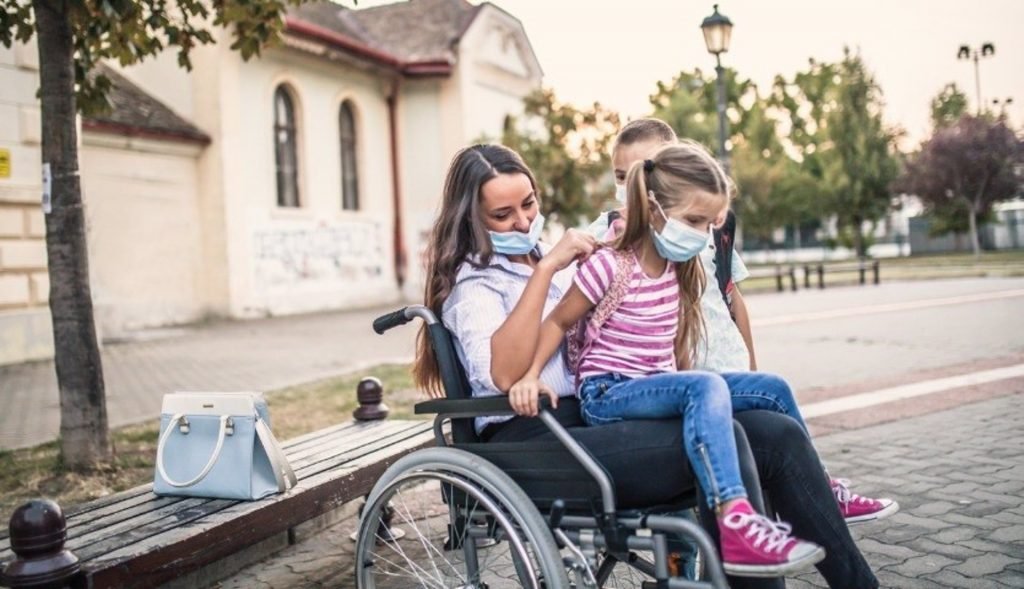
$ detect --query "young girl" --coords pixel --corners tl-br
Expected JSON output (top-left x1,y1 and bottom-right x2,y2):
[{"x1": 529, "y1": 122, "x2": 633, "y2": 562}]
[
  {"x1": 588, "y1": 119, "x2": 899, "y2": 526},
  {"x1": 510, "y1": 142, "x2": 826, "y2": 576}
]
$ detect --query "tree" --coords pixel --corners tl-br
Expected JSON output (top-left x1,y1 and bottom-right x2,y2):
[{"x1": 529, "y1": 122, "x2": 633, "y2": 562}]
[
  {"x1": 651, "y1": 68, "x2": 819, "y2": 246},
  {"x1": 895, "y1": 115, "x2": 1024, "y2": 256},
  {"x1": 770, "y1": 50, "x2": 902, "y2": 257},
  {"x1": 930, "y1": 83, "x2": 969, "y2": 129},
  {"x1": 0, "y1": 0, "x2": 316, "y2": 469},
  {"x1": 501, "y1": 88, "x2": 620, "y2": 227}
]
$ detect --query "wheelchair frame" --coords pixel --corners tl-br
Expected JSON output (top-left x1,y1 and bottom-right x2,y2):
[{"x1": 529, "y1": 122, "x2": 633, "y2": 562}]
[{"x1": 356, "y1": 304, "x2": 729, "y2": 589}]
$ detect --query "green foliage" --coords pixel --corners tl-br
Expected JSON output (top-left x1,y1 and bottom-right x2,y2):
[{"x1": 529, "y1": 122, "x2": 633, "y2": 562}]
[
  {"x1": 895, "y1": 114, "x2": 1023, "y2": 246},
  {"x1": 930, "y1": 83, "x2": 969, "y2": 129},
  {"x1": 500, "y1": 88, "x2": 620, "y2": 227},
  {"x1": 0, "y1": 0, "x2": 318, "y2": 114},
  {"x1": 769, "y1": 49, "x2": 902, "y2": 256}
]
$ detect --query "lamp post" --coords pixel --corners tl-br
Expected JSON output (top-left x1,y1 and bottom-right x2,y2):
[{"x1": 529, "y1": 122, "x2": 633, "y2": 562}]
[
  {"x1": 957, "y1": 43, "x2": 995, "y2": 114},
  {"x1": 992, "y1": 97, "x2": 1013, "y2": 118},
  {"x1": 701, "y1": 4, "x2": 733, "y2": 174}
]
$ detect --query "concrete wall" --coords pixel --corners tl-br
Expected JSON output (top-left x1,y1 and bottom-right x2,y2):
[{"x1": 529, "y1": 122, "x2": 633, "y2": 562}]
[
  {"x1": 0, "y1": 38, "x2": 53, "y2": 365},
  {"x1": 223, "y1": 47, "x2": 400, "y2": 317},
  {"x1": 80, "y1": 134, "x2": 206, "y2": 336}
]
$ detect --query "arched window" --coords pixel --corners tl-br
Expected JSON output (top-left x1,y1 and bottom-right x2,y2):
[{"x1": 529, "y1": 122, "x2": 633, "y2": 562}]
[
  {"x1": 339, "y1": 100, "x2": 360, "y2": 210},
  {"x1": 274, "y1": 86, "x2": 300, "y2": 207}
]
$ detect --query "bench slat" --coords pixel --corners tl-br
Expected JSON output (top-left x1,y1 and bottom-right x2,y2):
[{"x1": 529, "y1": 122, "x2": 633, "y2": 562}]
[{"x1": 83, "y1": 424, "x2": 433, "y2": 588}]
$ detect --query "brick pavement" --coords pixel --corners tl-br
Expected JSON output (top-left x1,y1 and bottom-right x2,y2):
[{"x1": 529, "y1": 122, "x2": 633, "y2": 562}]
[
  {"x1": 4, "y1": 277, "x2": 1023, "y2": 450},
  {"x1": 216, "y1": 393, "x2": 1024, "y2": 588}
]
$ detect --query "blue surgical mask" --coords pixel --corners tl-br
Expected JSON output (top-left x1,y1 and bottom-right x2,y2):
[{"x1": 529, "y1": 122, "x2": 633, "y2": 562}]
[
  {"x1": 648, "y1": 197, "x2": 712, "y2": 262},
  {"x1": 489, "y1": 212, "x2": 545, "y2": 255},
  {"x1": 614, "y1": 184, "x2": 628, "y2": 204}
]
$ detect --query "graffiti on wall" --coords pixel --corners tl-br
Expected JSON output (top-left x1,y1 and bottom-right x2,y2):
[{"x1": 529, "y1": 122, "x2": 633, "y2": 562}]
[{"x1": 253, "y1": 221, "x2": 386, "y2": 288}]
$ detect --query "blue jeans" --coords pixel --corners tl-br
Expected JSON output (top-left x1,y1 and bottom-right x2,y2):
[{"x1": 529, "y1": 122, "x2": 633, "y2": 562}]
[
  {"x1": 579, "y1": 370, "x2": 813, "y2": 510},
  {"x1": 579, "y1": 371, "x2": 747, "y2": 509},
  {"x1": 718, "y1": 371, "x2": 810, "y2": 434}
]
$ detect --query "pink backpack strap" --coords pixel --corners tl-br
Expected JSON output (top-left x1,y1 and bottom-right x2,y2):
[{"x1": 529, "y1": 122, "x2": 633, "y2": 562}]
[{"x1": 572, "y1": 249, "x2": 635, "y2": 387}]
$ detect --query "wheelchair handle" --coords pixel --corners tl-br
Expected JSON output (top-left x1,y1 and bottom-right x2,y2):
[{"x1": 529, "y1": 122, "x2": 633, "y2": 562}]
[{"x1": 372, "y1": 305, "x2": 438, "y2": 334}]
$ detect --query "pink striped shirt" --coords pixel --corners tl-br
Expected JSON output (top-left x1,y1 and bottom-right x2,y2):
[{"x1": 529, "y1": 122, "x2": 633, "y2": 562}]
[{"x1": 573, "y1": 248, "x2": 679, "y2": 379}]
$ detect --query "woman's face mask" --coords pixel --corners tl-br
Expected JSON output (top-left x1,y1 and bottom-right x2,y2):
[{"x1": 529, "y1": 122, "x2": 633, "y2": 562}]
[
  {"x1": 614, "y1": 183, "x2": 628, "y2": 204},
  {"x1": 648, "y1": 197, "x2": 712, "y2": 262},
  {"x1": 489, "y1": 212, "x2": 545, "y2": 255}
]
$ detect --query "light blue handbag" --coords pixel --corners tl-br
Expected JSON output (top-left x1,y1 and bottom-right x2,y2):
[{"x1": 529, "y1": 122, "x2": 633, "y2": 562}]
[{"x1": 154, "y1": 392, "x2": 297, "y2": 500}]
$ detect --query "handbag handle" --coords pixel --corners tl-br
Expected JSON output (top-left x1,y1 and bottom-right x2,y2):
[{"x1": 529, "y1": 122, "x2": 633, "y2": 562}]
[
  {"x1": 255, "y1": 417, "x2": 298, "y2": 491},
  {"x1": 156, "y1": 414, "x2": 232, "y2": 488}
]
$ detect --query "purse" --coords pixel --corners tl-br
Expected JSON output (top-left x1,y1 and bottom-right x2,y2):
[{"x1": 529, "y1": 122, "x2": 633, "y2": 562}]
[{"x1": 154, "y1": 392, "x2": 297, "y2": 500}]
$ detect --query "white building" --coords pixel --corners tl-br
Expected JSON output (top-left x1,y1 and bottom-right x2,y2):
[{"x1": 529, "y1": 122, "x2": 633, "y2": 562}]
[{"x1": 0, "y1": 0, "x2": 542, "y2": 365}]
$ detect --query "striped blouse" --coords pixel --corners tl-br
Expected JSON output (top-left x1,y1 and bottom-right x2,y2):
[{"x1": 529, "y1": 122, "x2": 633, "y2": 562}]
[{"x1": 573, "y1": 248, "x2": 679, "y2": 379}]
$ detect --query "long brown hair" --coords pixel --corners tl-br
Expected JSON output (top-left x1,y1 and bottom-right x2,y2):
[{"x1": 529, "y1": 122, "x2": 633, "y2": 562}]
[
  {"x1": 413, "y1": 144, "x2": 539, "y2": 396},
  {"x1": 617, "y1": 140, "x2": 734, "y2": 368}
]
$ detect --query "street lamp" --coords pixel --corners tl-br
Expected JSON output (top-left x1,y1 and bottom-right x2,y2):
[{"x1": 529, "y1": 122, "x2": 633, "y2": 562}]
[
  {"x1": 992, "y1": 97, "x2": 1014, "y2": 118},
  {"x1": 957, "y1": 43, "x2": 995, "y2": 114},
  {"x1": 701, "y1": 4, "x2": 733, "y2": 173}
]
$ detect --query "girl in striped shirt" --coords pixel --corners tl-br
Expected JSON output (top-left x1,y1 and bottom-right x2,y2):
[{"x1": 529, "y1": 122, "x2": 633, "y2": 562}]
[{"x1": 510, "y1": 141, "x2": 826, "y2": 576}]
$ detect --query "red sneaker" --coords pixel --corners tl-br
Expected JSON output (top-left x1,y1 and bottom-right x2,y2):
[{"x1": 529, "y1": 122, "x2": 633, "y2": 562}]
[
  {"x1": 718, "y1": 500, "x2": 825, "y2": 577},
  {"x1": 831, "y1": 478, "x2": 899, "y2": 525}
]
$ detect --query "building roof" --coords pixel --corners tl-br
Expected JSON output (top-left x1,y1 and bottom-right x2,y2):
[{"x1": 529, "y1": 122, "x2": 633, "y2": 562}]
[
  {"x1": 287, "y1": 0, "x2": 483, "y2": 72},
  {"x1": 83, "y1": 63, "x2": 210, "y2": 145}
]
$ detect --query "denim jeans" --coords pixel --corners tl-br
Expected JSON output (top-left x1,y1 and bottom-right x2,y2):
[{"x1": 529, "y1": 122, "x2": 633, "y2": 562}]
[
  {"x1": 579, "y1": 371, "x2": 747, "y2": 509},
  {"x1": 719, "y1": 371, "x2": 810, "y2": 434}
]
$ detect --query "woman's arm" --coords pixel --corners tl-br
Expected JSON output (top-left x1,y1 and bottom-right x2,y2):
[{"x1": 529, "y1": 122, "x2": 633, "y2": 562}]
[
  {"x1": 508, "y1": 285, "x2": 594, "y2": 416},
  {"x1": 490, "y1": 230, "x2": 596, "y2": 391},
  {"x1": 730, "y1": 287, "x2": 758, "y2": 370}
]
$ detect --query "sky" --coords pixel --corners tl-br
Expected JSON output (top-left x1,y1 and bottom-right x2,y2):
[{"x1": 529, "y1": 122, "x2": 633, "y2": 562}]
[{"x1": 360, "y1": 0, "x2": 1024, "y2": 147}]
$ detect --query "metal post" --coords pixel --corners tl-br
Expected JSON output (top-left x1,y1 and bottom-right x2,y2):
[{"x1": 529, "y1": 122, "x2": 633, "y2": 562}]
[
  {"x1": 973, "y1": 51, "x2": 982, "y2": 115},
  {"x1": 714, "y1": 56, "x2": 730, "y2": 175},
  {"x1": 803, "y1": 265, "x2": 811, "y2": 289},
  {"x1": 873, "y1": 260, "x2": 880, "y2": 285},
  {"x1": 817, "y1": 264, "x2": 825, "y2": 289},
  {"x1": 775, "y1": 266, "x2": 783, "y2": 292}
]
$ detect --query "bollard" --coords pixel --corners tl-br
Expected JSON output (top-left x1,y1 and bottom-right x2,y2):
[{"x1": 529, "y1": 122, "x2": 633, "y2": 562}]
[
  {"x1": 873, "y1": 260, "x2": 880, "y2": 285},
  {"x1": 353, "y1": 377, "x2": 389, "y2": 421},
  {"x1": 858, "y1": 262, "x2": 867, "y2": 285},
  {"x1": 817, "y1": 264, "x2": 825, "y2": 289},
  {"x1": 788, "y1": 266, "x2": 798, "y2": 292},
  {"x1": 774, "y1": 266, "x2": 784, "y2": 292},
  {"x1": 803, "y1": 265, "x2": 812, "y2": 289},
  {"x1": 1, "y1": 499, "x2": 80, "y2": 589}
]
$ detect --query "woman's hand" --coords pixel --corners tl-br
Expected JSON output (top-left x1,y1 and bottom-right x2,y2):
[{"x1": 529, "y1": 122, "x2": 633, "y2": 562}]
[
  {"x1": 539, "y1": 229, "x2": 597, "y2": 273},
  {"x1": 508, "y1": 377, "x2": 559, "y2": 417}
]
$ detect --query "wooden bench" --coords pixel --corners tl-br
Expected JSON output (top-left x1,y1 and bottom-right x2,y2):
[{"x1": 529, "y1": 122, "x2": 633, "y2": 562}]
[
  {"x1": 0, "y1": 387, "x2": 434, "y2": 589},
  {"x1": 802, "y1": 260, "x2": 880, "y2": 289},
  {"x1": 746, "y1": 265, "x2": 797, "y2": 292}
]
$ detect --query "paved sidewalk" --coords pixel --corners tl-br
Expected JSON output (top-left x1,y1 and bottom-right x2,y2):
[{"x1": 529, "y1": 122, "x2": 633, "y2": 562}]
[
  {"x1": 216, "y1": 393, "x2": 1024, "y2": 588},
  {"x1": 0, "y1": 304, "x2": 416, "y2": 449}
]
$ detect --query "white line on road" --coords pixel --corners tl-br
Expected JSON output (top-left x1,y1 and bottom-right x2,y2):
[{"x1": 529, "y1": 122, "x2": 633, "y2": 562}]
[
  {"x1": 753, "y1": 289, "x2": 1024, "y2": 328},
  {"x1": 802, "y1": 363, "x2": 1024, "y2": 418}
]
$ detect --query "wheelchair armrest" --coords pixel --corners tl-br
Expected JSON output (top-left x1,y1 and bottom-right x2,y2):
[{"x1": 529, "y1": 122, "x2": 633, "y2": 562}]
[{"x1": 414, "y1": 396, "x2": 554, "y2": 417}]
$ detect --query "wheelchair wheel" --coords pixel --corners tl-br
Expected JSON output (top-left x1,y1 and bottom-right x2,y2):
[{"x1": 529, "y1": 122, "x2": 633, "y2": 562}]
[{"x1": 355, "y1": 447, "x2": 570, "y2": 589}]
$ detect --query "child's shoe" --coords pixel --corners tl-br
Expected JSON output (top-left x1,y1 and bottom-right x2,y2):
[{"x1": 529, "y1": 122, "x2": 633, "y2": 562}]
[
  {"x1": 831, "y1": 478, "x2": 899, "y2": 524},
  {"x1": 717, "y1": 500, "x2": 825, "y2": 577}
]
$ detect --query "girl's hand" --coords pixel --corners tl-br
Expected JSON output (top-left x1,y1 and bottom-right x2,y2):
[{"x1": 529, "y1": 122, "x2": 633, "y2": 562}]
[
  {"x1": 508, "y1": 377, "x2": 559, "y2": 417},
  {"x1": 540, "y1": 229, "x2": 597, "y2": 272}
]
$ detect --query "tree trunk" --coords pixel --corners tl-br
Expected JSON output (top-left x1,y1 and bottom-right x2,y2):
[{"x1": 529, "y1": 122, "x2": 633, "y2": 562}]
[
  {"x1": 967, "y1": 204, "x2": 981, "y2": 259},
  {"x1": 33, "y1": 0, "x2": 111, "y2": 468}
]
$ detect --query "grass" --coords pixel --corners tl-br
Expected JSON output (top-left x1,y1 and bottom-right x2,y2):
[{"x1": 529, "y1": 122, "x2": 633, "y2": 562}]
[
  {"x1": 741, "y1": 250, "x2": 1024, "y2": 293},
  {"x1": 0, "y1": 363, "x2": 421, "y2": 517}
]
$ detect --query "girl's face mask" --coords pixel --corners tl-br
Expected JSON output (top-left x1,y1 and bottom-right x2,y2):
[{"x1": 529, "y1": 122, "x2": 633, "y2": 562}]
[
  {"x1": 648, "y1": 196, "x2": 712, "y2": 262},
  {"x1": 489, "y1": 212, "x2": 545, "y2": 255}
]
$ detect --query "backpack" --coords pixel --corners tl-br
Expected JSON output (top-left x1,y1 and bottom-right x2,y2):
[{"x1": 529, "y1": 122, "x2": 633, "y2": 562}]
[
  {"x1": 713, "y1": 210, "x2": 737, "y2": 314},
  {"x1": 565, "y1": 247, "x2": 634, "y2": 386}
]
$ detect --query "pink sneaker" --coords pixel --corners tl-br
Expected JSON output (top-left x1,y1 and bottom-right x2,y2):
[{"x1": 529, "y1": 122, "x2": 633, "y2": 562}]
[
  {"x1": 718, "y1": 500, "x2": 825, "y2": 577},
  {"x1": 831, "y1": 478, "x2": 899, "y2": 525}
]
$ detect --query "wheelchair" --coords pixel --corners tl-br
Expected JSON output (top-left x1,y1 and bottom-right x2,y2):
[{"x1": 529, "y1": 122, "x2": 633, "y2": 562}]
[{"x1": 354, "y1": 305, "x2": 731, "y2": 589}]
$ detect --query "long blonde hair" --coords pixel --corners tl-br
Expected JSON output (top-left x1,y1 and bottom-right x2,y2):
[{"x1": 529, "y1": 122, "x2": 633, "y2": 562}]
[{"x1": 617, "y1": 140, "x2": 734, "y2": 368}]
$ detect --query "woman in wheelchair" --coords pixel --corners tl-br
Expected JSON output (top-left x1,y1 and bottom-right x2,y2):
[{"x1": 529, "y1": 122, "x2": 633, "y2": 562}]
[{"x1": 405, "y1": 143, "x2": 879, "y2": 588}]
